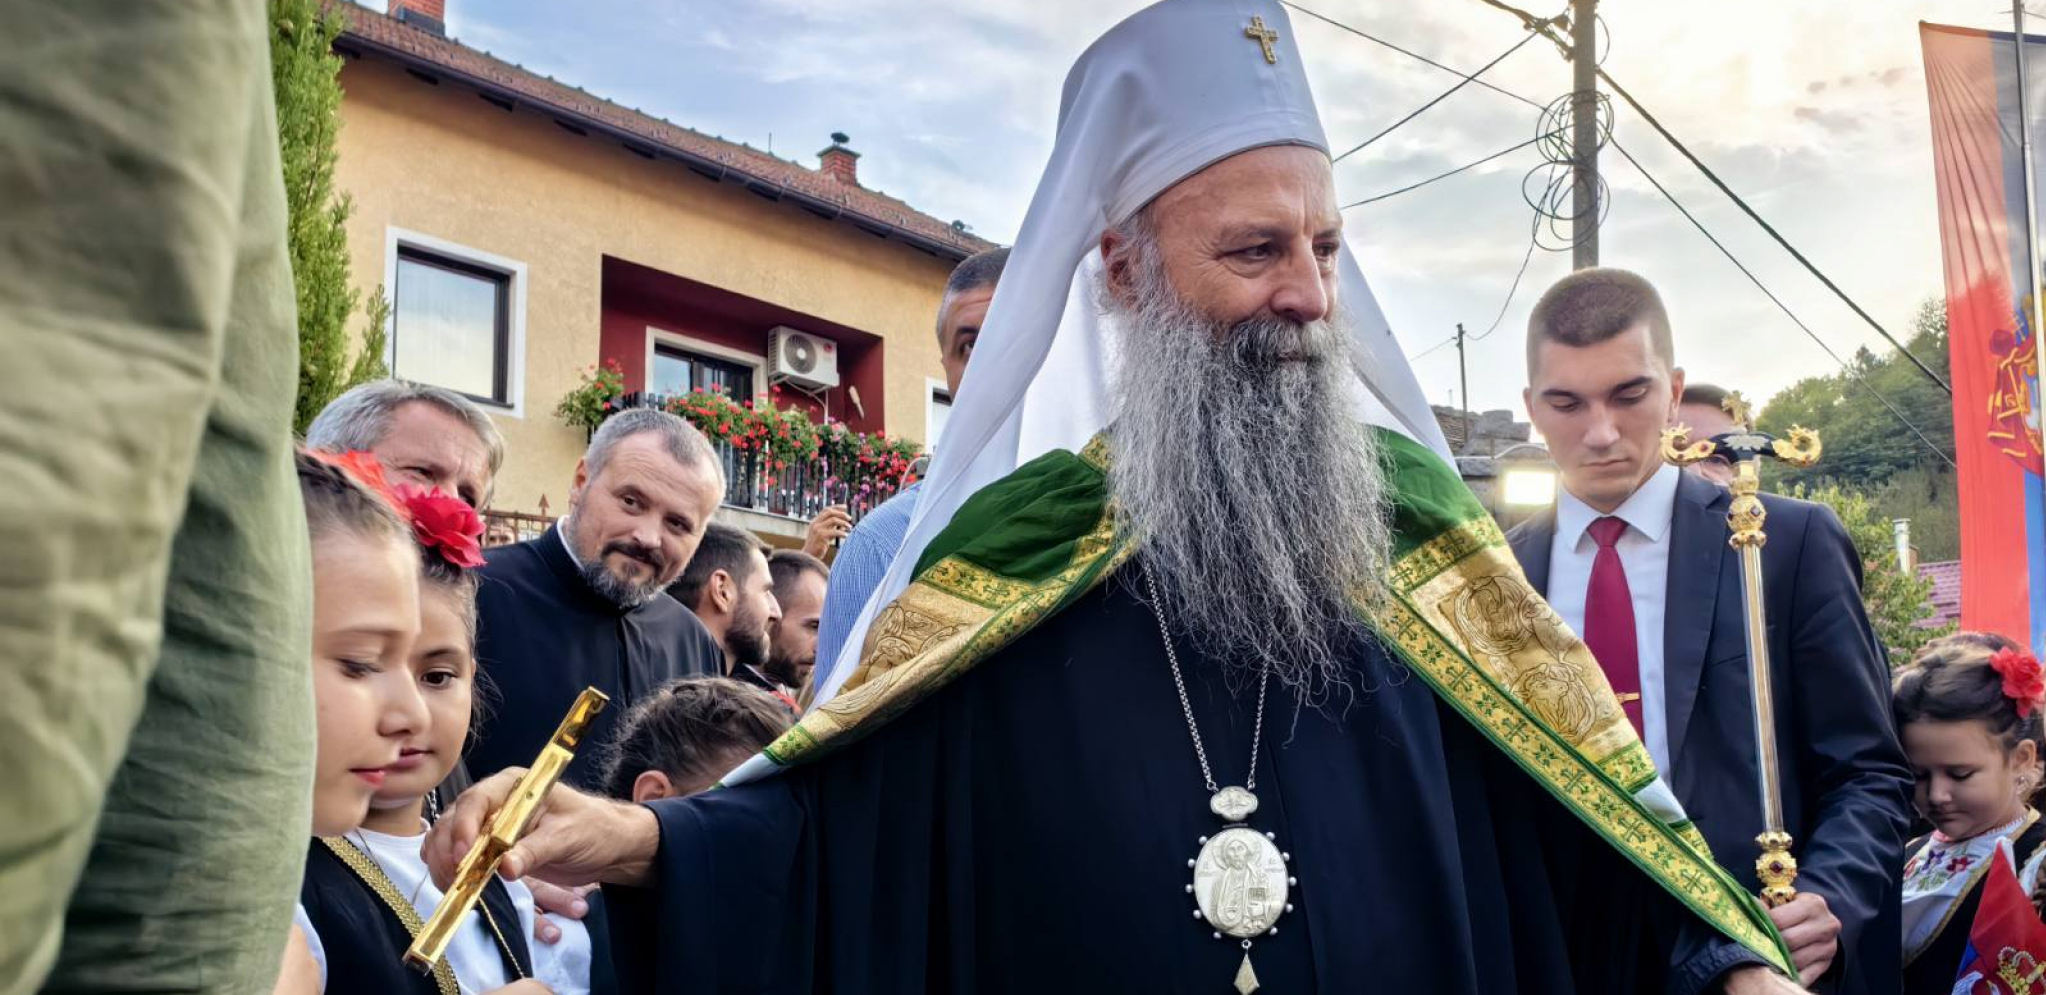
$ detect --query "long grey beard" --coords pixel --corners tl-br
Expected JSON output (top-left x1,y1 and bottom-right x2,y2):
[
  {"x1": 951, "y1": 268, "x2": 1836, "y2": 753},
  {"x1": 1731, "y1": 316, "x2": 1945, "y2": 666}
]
[{"x1": 1104, "y1": 271, "x2": 1393, "y2": 703}]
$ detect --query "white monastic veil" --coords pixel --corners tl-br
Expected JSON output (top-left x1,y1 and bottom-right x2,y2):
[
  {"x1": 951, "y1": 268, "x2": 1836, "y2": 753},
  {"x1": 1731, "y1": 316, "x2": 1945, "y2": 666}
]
[{"x1": 725, "y1": 0, "x2": 1450, "y2": 785}]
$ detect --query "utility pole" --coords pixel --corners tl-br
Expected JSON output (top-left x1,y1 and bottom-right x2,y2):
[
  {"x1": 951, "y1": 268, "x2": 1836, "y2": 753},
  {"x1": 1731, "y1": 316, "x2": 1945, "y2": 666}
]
[
  {"x1": 1455, "y1": 322, "x2": 1471, "y2": 450},
  {"x1": 2017, "y1": 4, "x2": 2045, "y2": 368},
  {"x1": 1570, "y1": 0, "x2": 1600, "y2": 268}
]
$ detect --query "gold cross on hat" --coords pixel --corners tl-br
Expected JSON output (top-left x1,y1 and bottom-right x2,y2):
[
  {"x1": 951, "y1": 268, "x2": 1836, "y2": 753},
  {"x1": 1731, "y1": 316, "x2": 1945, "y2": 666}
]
[{"x1": 1244, "y1": 15, "x2": 1280, "y2": 64}]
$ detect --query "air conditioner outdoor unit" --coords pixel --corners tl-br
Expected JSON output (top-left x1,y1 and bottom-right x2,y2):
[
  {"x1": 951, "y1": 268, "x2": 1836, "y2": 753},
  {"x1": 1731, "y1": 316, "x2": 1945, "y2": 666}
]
[{"x1": 767, "y1": 326, "x2": 840, "y2": 390}]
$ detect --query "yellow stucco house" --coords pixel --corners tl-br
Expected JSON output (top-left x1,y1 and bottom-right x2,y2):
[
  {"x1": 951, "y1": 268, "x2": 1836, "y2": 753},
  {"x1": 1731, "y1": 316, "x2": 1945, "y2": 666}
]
[{"x1": 330, "y1": 0, "x2": 994, "y2": 542}]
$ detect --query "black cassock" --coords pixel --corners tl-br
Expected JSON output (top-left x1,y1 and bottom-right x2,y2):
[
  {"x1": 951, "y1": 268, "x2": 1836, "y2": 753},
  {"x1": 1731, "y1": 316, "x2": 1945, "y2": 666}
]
[
  {"x1": 469, "y1": 525, "x2": 725, "y2": 790},
  {"x1": 607, "y1": 564, "x2": 1769, "y2": 993}
]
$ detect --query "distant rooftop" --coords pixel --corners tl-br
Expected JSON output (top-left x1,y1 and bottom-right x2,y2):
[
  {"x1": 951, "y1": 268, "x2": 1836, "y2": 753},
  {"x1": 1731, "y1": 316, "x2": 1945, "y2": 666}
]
[
  {"x1": 1919, "y1": 559, "x2": 1961, "y2": 629},
  {"x1": 333, "y1": 1, "x2": 997, "y2": 261}
]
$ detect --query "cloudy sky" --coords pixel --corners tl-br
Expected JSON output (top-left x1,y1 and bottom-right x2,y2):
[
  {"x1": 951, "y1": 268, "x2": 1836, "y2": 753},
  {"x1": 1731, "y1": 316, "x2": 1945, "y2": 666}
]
[{"x1": 420, "y1": 0, "x2": 1994, "y2": 418}]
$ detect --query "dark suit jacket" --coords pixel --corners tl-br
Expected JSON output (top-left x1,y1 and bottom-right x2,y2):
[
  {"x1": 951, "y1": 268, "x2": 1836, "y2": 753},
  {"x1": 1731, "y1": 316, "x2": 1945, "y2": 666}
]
[{"x1": 1508, "y1": 471, "x2": 1911, "y2": 994}]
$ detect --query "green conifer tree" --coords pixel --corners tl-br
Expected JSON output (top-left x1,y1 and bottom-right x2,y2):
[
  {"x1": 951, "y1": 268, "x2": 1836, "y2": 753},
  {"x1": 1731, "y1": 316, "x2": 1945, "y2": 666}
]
[{"x1": 272, "y1": 0, "x2": 388, "y2": 434}]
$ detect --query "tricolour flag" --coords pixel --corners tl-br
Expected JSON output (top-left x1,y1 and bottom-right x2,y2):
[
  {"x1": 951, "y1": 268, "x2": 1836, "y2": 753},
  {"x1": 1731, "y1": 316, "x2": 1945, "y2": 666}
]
[
  {"x1": 1951, "y1": 843, "x2": 2046, "y2": 994},
  {"x1": 1922, "y1": 23, "x2": 2046, "y2": 654}
]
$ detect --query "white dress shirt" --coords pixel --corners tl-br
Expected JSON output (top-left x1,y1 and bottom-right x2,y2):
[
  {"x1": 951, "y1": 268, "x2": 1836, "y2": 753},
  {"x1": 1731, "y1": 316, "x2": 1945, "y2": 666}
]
[{"x1": 1546, "y1": 463, "x2": 1680, "y2": 772}]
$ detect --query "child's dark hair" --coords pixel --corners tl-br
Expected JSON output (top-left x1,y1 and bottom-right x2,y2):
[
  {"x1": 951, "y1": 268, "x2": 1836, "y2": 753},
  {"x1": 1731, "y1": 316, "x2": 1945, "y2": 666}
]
[
  {"x1": 600, "y1": 677, "x2": 794, "y2": 799},
  {"x1": 1894, "y1": 631, "x2": 2042, "y2": 755},
  {"x1": 295, "y1": 449, "x2": 410, "y2": 549}
]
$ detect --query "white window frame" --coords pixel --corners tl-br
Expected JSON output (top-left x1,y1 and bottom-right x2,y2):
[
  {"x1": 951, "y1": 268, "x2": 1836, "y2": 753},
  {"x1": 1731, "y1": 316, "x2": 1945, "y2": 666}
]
[
  {"x1": 926, "y1": 377, "x2": 953, "y2": 450},
  {"x1": 382, "y1": 227, "x2": 528, "y2": 418},
  {"x1": 644, "y1": 327, "x2": 768, "y2": 402}
]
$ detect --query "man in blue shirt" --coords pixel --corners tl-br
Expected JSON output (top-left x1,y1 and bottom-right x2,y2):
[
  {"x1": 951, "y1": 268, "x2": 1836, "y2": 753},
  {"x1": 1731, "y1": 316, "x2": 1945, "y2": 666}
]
[{"x1": 812, "y1": 246, "x2": 1007, "y2": 696}]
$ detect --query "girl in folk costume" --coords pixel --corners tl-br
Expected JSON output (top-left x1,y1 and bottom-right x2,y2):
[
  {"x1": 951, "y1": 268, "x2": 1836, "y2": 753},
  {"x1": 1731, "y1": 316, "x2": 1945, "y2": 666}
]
[
  {"x1": 293, "y1": 454, "x2": 601, "y2": 995},
  {"x1": 1897, "y1": 631, "x2": 2046, "y2": 993},
  {"x1": 273, "y1": 450, "x2": 432, "y2": 993}
]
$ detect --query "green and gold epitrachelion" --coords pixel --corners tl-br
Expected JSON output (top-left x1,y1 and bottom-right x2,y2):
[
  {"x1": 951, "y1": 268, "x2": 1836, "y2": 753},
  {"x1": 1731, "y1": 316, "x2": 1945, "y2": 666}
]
[{"x1": 761, "y1": 430, "x2": 1792, "y2": 972}]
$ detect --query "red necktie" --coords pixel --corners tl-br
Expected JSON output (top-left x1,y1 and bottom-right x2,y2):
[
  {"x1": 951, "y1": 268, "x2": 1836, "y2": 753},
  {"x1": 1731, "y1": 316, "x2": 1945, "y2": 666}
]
[{"x1": 1583, "y1": 516, "x2": 1643, "y2": 735}]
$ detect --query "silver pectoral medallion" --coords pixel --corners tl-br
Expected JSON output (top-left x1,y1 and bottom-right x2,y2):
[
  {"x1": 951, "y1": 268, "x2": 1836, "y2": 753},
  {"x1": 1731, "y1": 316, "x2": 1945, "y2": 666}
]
[{"x1": 1184, "y1": 788, "x2": 1295, "y2": 995}]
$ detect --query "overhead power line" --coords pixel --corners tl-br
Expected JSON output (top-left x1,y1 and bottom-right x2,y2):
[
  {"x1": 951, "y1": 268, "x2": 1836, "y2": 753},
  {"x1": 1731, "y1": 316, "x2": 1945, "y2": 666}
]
[
  {"x1": 1479, "y1": 209, "x2": 1543, "y2": 341},
  {"x1": 1407, "y1": 207, "x2": 1545, "y2": 362},
  {"x1": 1331, "y1": 29, "x2": 1547, "y2": 162},
  {"x1": 1408, "y1": 334, "x2": 1459, "y2": 362},
  {"x1": 1279, "y1": 1, "x2": 1548, "y2": 113},
  {"x1": 1340, "y1": 132, "x2": 1551, "y2": 209}
]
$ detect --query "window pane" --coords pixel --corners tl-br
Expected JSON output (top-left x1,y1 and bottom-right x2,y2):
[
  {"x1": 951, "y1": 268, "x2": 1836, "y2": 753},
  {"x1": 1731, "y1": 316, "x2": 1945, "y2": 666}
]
[
  {"x1": 692, "y1": 357, "x2": 752, "y2": 400},
  {"x1": 394, "y1": 254, "x2": 503, "y2": 400},
  {"x1": 651, "y1": 348, "x2": 694, "y2": 397}
]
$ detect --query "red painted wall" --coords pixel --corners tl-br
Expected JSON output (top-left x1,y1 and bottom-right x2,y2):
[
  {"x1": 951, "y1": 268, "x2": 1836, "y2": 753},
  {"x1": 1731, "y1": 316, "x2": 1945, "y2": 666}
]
[{"x1": 597, "y1": 257, "x2": 889, "y2": 436}]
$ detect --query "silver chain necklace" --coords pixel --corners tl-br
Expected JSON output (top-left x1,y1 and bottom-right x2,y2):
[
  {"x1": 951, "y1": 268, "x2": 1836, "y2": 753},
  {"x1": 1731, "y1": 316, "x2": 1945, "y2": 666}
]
[{"x1": 1142, "y1": 569, "x2": 1296, "y2": 995}]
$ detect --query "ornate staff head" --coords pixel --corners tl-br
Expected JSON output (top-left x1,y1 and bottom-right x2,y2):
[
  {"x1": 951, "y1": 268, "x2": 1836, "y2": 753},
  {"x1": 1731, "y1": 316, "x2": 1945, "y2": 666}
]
[{"x1": 1660, "y1": 391, "x2": 1822, "y2": 551}]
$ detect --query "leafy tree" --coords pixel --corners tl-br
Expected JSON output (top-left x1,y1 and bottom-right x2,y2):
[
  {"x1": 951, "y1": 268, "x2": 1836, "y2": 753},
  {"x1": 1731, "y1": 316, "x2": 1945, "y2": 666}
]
[
  {"x1": 1759, "y1": 297, "x2": 1953, "y2": 489},
  {"x1": 1757, "y1": 296, "x2": 1960, "y2": 563},
  {"x1": 273, "y1": 0, "x2": 388, "y2": 434},
  {"x1": 1786, "y1": 481, "x2": 1953, "y2": 664},
  {"x1": 1871, "y1": 463, "x2": 1961, "y2": 563}
]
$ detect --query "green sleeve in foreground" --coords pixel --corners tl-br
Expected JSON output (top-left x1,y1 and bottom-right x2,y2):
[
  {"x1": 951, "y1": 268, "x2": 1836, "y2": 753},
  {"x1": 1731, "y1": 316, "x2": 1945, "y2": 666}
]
[{"x1": 0, "y1": 1, "x2": 314, "y2": 992}]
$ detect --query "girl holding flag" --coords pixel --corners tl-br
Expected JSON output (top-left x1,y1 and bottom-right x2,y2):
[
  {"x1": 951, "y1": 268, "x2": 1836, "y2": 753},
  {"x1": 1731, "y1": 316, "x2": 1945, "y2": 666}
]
[{"x1": 1895, "y1": 632, "x2": 2046, "y2": 992}]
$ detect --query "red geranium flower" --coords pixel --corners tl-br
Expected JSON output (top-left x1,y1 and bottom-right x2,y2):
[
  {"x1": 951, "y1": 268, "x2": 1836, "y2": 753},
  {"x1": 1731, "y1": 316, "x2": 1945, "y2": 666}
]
[
  {"x1": 394, "y1": 483, "x2": 486, "y2": 569},
  {"x1": 1993, "y1": 648, "x2": 2046, "y2": 718}
]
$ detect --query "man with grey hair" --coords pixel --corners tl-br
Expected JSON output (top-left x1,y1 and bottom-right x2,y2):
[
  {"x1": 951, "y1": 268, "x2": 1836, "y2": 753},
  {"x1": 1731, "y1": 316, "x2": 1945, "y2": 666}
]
[
  {"x1": 465, "y1": 407, "x2": 729, "y2": 790},
  {"x1": 307, "y1": 378, "x2": 506, "y2": 509}
]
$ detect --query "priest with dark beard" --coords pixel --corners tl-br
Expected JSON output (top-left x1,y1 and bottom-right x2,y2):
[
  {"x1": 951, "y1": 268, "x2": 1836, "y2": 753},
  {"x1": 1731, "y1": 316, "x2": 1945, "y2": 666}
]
[
  {"x1": 466, "y1": 408, "x2": 729, "y2": 790},
  {"x1": 430, "y1": 3, "x2": 1804, "y2": 992}
]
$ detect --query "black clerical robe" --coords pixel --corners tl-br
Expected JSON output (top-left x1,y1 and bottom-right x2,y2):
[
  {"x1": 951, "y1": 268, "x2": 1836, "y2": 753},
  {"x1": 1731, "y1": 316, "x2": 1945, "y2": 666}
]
[
  {"x1": 605, "y1": 564, "x2": 1766, "y2": 993},
  {"x1": 470, "y1": 525, "x2": 724, "y2": 789}
]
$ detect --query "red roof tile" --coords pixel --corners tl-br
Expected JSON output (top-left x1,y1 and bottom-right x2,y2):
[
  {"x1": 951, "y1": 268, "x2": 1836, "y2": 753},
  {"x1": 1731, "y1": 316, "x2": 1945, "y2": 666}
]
[
  {"x1": 1918, "y1": 559, "x2": 1961, "y2": 628},
  {"x1": 332, "y1": 2, "x2": 997, "y2": 261}
]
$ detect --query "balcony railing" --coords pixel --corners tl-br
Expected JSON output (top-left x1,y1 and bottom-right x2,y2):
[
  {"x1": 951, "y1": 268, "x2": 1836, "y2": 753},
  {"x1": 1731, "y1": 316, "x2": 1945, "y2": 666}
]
[
  {"x1": 482, "y1": 508, "x2": 554, "y2": 548},
  {"x1": 619, "y1": 391, "x2": 917, "y2": 525}
]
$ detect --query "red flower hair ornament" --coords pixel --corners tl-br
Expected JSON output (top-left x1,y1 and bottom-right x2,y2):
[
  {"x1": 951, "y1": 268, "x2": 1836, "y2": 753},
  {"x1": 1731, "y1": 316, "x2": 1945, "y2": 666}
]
[
  {"x1": 309, "y1": 449, "x2": 402, "y2": 508},
  {"x1": 305, "y1": 450, "x2": 485, "y2": 569},
  {"x1": 394, "y1": 483, "x2": 486, "y2": 569},
  {"x1": 1991, "y1": 648, "x2": 2046, "y2": 719}
]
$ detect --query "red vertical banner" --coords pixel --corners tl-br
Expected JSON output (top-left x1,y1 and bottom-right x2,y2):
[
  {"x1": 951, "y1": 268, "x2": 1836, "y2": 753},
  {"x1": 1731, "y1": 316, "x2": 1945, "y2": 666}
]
[{"x1": 1922, "y1": 23, "x2": 2046, "y2": 653}]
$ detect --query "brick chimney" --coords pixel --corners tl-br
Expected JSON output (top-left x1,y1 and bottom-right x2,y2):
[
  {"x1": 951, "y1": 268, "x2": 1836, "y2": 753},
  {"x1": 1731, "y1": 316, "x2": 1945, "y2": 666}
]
[
  {"x1": 818, "y1": 132, "x2": 860, "y2": 186},
  {"x1": 389, "y1": 0, "x2": 446, "y2": 36}
]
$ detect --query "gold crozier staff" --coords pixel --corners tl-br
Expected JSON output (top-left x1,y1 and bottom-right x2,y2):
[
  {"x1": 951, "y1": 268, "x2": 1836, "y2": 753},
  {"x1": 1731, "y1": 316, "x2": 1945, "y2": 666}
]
[{"x1": 1661, "y1": 392, "x2": 1822, "y2": 907}]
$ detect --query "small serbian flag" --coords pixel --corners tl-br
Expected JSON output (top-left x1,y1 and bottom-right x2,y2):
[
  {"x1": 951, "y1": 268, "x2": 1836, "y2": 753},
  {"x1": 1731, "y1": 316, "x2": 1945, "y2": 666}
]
[{"x1": 1951, "y1": 842, "x2": 2046, "y2": 994}]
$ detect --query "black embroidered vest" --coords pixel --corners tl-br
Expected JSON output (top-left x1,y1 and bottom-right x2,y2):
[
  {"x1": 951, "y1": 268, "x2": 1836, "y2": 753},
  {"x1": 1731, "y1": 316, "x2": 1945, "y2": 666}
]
[{"x1": 298, "y1": 837, "x2": 531, "y2": 995}]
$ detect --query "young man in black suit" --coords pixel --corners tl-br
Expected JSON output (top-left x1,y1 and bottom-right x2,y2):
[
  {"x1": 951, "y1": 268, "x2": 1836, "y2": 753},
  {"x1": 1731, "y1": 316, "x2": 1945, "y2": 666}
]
[{"x1": 1508, "y1": 268, "x2": 1912, "y2": 993}]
